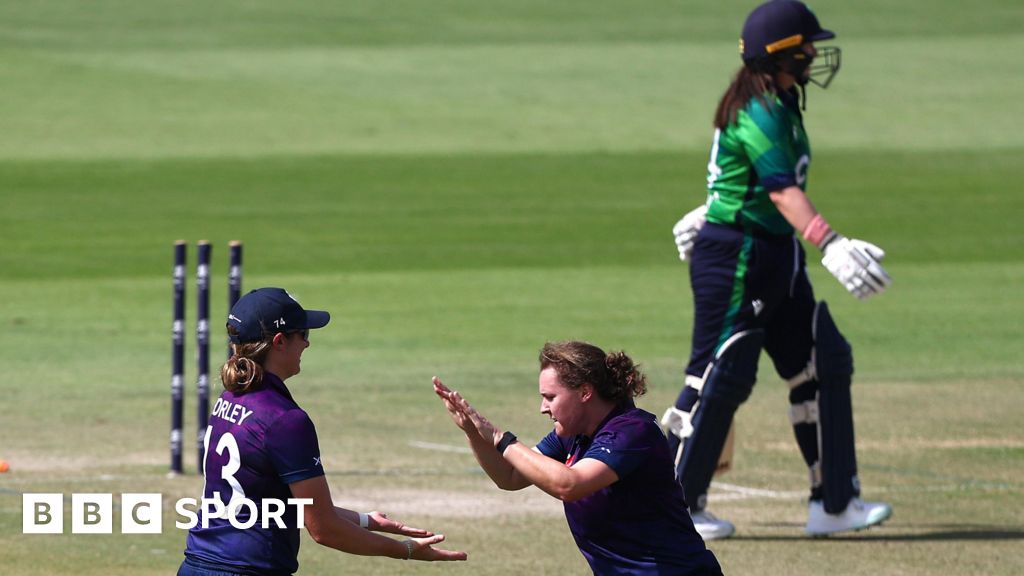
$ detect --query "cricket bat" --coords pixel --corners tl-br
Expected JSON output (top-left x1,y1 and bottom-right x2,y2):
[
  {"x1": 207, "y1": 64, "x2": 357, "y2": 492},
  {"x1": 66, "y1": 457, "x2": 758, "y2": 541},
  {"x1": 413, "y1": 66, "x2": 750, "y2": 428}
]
[{"x1": 714, "y1": 422, "x2": 735, "y2": 476}]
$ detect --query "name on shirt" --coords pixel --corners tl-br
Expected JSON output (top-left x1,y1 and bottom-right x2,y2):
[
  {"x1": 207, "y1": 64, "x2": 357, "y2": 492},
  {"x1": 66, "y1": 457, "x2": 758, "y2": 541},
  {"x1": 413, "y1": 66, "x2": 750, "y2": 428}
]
[{"x1": 211, "y1": 398, "x2": 254, "y2": 426}]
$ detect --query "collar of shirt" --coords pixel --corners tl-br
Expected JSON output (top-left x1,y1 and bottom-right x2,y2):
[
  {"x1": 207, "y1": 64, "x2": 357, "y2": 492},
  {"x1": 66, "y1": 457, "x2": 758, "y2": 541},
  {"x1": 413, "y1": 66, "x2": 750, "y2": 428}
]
[
  {"x1": 262, "y1": 372, "x2": 296, "y2": 404},
  {"x1": 568, "y1": 400, "x2": 637, "y2": 456}
]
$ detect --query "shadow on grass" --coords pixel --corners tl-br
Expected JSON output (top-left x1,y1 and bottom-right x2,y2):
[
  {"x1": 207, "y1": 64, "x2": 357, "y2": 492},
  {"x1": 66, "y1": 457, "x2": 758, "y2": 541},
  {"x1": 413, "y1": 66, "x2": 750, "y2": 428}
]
[{"x1": 734, "y1": 523, "x2": 1024, "y2": 542}]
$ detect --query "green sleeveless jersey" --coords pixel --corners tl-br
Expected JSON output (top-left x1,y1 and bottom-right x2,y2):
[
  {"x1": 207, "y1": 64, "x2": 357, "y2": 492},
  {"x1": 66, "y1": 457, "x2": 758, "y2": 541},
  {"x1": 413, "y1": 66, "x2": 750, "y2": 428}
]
[{"x1": 704, "y1": 90, "x2": 810, "y2": 236}]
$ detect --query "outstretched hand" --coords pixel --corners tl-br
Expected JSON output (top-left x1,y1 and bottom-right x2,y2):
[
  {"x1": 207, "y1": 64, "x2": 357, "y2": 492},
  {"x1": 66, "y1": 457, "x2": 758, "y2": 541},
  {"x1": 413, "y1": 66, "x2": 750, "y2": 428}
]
[
  {"x1": 367, "y1": 511, "x2": 431, "y2": 537},
  {"x1": 408, "y1": 534, "x2": 468, "y2": 561},
  {"x1": 432, "y1": 377, "x2": 476, "y2": 435},
  {"x1": 432, "y1": 377, "x2": 502, "y2": 447}
]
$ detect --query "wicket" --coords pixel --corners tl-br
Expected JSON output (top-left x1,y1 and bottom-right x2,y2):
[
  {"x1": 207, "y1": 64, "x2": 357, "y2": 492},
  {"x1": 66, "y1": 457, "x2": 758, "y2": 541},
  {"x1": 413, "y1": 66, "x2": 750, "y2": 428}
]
[
  {"x1": 170, "y1": 240, "x2": 243, "y2": 475},
  {"x1": 171, "y1": 241, "x2": 186, "y2": 475},
  {"x1": 195, "y1": 241, "x2": 211, "y2": 472}
]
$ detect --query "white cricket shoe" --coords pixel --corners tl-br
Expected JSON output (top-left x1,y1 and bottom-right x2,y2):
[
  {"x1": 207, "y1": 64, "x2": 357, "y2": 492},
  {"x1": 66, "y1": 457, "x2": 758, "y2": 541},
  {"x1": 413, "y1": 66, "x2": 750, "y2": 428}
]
[
  {"x1": 806, "y1": 498, "x2": 892, "y2": 536},
  {"x1": 690, "y1": 510, "x2": 735, "y2": 541}
]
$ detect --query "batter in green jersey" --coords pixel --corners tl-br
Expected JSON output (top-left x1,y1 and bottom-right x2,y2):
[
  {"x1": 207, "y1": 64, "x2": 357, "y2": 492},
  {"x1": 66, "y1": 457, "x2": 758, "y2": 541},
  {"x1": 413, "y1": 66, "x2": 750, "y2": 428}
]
[
  {"x1": 663, "y1": 0, "x2": 895, "y2": 542},
  {"x1": 705, "y1": 93, "x2": 810, "y2": 236}
]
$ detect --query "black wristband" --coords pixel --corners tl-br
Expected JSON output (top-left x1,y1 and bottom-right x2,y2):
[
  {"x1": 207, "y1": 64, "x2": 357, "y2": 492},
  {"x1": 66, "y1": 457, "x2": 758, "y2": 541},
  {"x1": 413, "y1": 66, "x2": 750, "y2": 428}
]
[
  {"x1": 818, "y1": 230, "x2": 840, "y2": 251},
  {"x1": 496, "y1": 431, "x2": 518, "y2": 454}
]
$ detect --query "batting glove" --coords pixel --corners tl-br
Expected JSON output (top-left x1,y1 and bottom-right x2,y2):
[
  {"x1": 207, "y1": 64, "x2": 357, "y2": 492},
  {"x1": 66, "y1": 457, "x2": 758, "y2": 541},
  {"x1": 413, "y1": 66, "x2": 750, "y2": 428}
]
[
  {"x1": 821, "y1": 236, "x2": 893, "y2": 299},
  {"x1": 661, "y1": 406, "x2": 694, "y2": 440},
  {"x1": 672, "y1": 204, "x2": 707, "y2": 262}
]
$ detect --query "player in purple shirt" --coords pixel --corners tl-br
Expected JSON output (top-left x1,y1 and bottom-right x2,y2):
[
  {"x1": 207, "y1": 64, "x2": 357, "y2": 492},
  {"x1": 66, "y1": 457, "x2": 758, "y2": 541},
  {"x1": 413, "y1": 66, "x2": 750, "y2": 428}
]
[
  {"x1": 434, "y1": 341, "x2": 722, "y2": 575},
  {"x1": 180, "y1": 287, "x2": 466, "y2": 576}
]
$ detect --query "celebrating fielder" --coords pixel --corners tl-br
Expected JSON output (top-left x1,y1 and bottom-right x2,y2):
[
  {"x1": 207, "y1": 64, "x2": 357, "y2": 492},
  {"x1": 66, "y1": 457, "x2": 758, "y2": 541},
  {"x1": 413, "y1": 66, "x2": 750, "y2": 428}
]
[
  {"x1": 179, "y1": 288, "x2": 466, "y2": 575},
  {"x1": 435, "y1": 341, "x2": 722, "y2": 576},
  {"x1": 663, "y1": 0, "x2": 893, "y2": 540}
]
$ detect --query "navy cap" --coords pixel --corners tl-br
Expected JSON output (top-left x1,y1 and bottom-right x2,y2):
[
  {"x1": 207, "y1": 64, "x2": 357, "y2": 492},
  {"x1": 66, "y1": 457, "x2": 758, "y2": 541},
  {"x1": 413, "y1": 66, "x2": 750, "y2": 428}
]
[
  {"x1": 227, "y1": 287, "x2": 330, "y2": 344},
  {"x1": 741, "y1": 0, "x2": 834, "y2": 63}
]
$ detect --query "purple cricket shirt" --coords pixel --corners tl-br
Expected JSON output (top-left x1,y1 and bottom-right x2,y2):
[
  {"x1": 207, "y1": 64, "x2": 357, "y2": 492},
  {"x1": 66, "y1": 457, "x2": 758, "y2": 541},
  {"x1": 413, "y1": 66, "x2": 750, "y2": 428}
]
[
  {"x1": 184, "y1": 373, "x2": 324, "y2": 575},
  {"x1": 536, "y1": 403, "x2": 722, "y2": 575}
]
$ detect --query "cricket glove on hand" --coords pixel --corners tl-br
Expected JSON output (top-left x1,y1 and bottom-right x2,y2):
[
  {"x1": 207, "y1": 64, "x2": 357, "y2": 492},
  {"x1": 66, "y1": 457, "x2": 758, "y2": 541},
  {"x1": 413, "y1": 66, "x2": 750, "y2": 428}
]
[
  {"x1": 672, "y1": 204, "x2": 707, "y2": 262},
  {"x1": 821, "y1": 236, "x2": 893, "y2": 300}
]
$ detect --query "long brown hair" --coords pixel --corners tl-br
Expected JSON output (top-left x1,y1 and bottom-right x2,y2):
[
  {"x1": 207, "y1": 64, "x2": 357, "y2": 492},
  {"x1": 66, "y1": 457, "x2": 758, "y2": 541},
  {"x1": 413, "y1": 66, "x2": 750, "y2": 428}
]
[
  {"x1": 713, "y1": 66, "x2": 776, "y2": 129},
  {"x1": 221, "y1": 326, "x2": 273, "y2": 393},
  {"x1": 539, "y1": 341, "x2": 647, "y2": 405}
]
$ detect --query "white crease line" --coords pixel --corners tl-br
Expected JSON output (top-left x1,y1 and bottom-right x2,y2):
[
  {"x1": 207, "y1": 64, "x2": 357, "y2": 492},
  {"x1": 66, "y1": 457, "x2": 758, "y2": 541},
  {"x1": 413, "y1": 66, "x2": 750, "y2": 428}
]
[
  {"x1": 409, "y1": 441, "x2": 472, "y2": 454},
  {"x1": 710, "y1": 481, "x2": 806, "y2": 501}
]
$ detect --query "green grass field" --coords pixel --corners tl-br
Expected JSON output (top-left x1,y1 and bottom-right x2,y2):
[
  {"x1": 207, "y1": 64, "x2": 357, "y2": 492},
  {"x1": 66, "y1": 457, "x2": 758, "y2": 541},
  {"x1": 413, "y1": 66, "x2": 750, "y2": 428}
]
[{"x1": 1, "y1": 1, "x2": 1022, "y2": 574}]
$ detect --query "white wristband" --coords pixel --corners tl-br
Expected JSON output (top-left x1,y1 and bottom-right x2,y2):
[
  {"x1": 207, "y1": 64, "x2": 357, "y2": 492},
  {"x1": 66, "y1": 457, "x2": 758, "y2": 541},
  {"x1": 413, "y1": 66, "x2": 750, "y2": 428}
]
[{"x1": 358, "y1": 512, "x2": 369, "y2": 529}]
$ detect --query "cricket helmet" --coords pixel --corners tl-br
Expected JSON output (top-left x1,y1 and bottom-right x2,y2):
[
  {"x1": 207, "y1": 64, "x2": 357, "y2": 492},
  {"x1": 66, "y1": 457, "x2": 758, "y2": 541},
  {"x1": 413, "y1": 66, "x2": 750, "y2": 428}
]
[{"x1": 739, "y1": 0, "x2": 841, "y2": 88}]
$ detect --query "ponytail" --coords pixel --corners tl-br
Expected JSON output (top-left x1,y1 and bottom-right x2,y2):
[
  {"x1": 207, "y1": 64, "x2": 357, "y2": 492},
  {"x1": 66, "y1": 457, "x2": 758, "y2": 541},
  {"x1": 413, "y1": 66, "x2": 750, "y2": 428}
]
[
  {"x1": 603, "y1": 351, "x2": 648, "y2": 403},
  {"x1": 714, "y1": 65, "x2": 776, "y2": 129},
  {"x1": 221, "y1": 327, "x2": 273, "y2": 393}
]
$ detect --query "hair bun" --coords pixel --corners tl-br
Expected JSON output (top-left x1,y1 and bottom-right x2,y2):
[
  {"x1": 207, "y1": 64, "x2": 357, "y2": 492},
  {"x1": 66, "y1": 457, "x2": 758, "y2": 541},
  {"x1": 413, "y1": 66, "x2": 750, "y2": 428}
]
[{"x1": 605, "y1": 351, "x2": 647, "y2": 400}]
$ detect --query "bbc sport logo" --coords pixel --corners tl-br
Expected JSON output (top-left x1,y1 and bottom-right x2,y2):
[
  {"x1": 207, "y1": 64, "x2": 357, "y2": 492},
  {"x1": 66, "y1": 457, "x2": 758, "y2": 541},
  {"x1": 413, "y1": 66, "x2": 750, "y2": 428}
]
[{"x1": 22, "y1": 493, "x2": 312, "y2": 534}]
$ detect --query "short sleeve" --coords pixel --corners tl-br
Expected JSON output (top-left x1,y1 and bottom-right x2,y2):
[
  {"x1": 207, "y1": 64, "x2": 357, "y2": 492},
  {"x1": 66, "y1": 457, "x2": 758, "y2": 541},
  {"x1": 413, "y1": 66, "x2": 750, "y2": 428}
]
[
  {"x1": 536, "y1": 430, "x2": 569, "y2": 462},
  {"x1": 581, "y1": 420, "x2": 653, "y2": 478},
  {"x1": 265, "y1": 409, "x2": 325, "y2": 484}
]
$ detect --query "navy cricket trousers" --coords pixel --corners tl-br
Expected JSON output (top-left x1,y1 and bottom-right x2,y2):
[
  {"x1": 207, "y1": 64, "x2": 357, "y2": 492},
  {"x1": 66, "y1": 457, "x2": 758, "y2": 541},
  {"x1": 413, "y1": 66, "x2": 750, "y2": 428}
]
[{"x1": 685, "y1": 222, "x2": 818, "y2": 382}]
